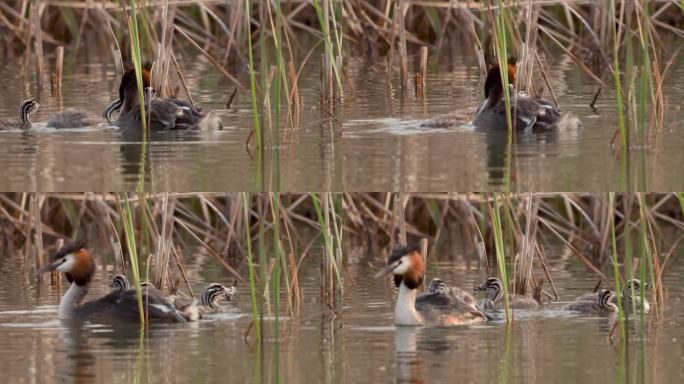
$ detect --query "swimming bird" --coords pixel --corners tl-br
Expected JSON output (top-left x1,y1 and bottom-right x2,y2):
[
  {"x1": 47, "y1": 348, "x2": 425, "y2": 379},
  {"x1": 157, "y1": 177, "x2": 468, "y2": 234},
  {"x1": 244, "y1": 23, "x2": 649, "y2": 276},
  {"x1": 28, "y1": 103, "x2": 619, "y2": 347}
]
[
  {"x1": 0, "y1": 100, "x2": 39, "y2": 130},
  {"x1": 168, "y1": 283, "x2": 237, "y2": 321},
  {"x1": 126, "y1": 280, "x2": 237, "y2": 321},
  {"x1": 620, "y1": 279, "x2": 650, "y2": 313},
  {"x1": 375, "y1": 243, "x2": 489, "y2": 326},
  {"x1": 109, "y1": 65, "x2": 222, "y2": 131},
  {"x1": 474, "y1": 277, "x2": 539, "y2": 310},
  {"x1": 564, "y1": 289, "x2": 618, "y2": 314},
  {"x1": 46, "y1": 110, "x2": 102, "y2": 129},
  {"x1": 110, "y1": 274, "x2": 130, "y2": 293},
  {"x1": 38, "y1": 239, "x2": 187, "y2": 322},
  {"x1": 472, "y1": 58, "x2": 572, "y2": 132}
]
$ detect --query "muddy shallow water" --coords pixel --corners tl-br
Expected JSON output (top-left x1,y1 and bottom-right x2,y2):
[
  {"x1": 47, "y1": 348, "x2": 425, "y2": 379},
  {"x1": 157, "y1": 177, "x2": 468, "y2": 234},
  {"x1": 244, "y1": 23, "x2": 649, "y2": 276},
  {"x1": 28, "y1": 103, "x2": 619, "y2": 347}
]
[
  {"x1": 0, "y1": 243, "x2": 682, "y2": 383},
  {"x1": 1, "y1": 47, "x2": 683, "y2": 191}
]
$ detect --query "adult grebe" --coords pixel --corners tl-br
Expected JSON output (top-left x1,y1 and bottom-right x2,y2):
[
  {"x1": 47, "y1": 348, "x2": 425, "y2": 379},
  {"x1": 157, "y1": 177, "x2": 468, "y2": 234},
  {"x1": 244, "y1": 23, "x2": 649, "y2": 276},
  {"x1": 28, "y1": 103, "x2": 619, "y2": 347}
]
[
  {"x1": 473, "y1": 58, "x2": 580, "y2": 132},
  {"x1": 564, "y1": 289, "x2": 618, "y2": 314},
  {"x1": 474, "y1": 277, "x2": 539, "y2": 310},
  {"x1": 375, "y1": 243, "x2": 490, "y2": 326},
  {"x1": 109, "y1": 65, "x2": 222, "y2": 131},
  {"x1": 0, "y1": 100, "x2": 39, "y2": 130},
  {"x1": 38, "y1": 239, "x2": 187, "y2": 322}
]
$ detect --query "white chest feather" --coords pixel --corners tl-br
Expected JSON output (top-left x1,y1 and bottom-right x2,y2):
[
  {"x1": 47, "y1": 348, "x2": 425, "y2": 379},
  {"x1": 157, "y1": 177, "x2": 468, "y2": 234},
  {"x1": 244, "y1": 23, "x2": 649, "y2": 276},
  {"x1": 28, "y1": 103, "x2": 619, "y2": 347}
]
[
  {"x1": 58, "y1": 283, "x2": 87, "y2": 319},
  {"x1": 394, "y1": 283, "x2": 422, "y2": 326}
]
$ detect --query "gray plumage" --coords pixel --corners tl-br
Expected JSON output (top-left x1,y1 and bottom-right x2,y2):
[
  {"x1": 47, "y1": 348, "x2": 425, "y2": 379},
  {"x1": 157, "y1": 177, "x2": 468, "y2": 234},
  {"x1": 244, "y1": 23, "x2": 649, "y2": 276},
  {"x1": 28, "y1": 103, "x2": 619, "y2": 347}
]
[
  {"x1": 475, "y1": 277, "x2": 539, "y2": 310},
  {"x1": 47, "y1": 110, "x2": 101, "y2": 128},
  {"x1": 564, "y1": 289, "x2": 618, "y2": 313}
]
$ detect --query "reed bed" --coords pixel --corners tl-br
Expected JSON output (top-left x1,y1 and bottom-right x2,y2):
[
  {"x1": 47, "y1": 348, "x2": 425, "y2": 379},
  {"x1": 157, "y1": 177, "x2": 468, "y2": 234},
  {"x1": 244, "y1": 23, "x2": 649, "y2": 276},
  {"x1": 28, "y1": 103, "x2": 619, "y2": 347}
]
[
  {"x1": 2, "y1": 1, "x2": 682, "y2": 134},
  {"x1": 1, "y1": 192, "x2": 683, "y2": 332}
]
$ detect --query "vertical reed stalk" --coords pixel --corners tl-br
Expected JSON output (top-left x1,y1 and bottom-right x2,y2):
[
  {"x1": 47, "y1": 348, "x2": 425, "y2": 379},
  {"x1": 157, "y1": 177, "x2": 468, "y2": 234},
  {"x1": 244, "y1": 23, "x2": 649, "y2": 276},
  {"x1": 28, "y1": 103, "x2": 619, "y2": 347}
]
[
  {"x1": 490, "y1": 193, "x2": 510, "y2": 322},
  {"x1": 242, "y1": 193, "x2": 261, "y2": 342},
  {"x1": 121, "y1": 194, "x2": 145, "y2": 326},
  {"x1": 609, "y1": 0, "x2": 628, "y2": 154},
  {"x1": 245, "y1": 0, "x2": 262, "y2": 149},
  {"x1": 609, "y1": 192, "x2": 626, "y2": 341}
]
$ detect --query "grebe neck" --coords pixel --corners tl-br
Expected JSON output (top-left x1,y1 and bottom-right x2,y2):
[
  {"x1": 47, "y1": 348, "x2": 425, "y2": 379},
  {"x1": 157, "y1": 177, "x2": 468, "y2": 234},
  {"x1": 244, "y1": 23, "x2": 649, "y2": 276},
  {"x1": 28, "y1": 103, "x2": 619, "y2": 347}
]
[
  {"x1": 58, "y1": 281, "x2": 89, "y2": 319},
  {"x1": 395, "y1": 282, "x2": 422, "y2": 325}
]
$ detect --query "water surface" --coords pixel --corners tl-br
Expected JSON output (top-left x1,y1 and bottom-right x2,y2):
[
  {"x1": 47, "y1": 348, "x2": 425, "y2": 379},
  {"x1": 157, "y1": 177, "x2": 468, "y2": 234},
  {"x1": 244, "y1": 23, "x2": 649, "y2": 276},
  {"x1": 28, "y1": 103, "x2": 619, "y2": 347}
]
[
  {"x1": 0, "y1": 243, "x2": 682, "y2": 383},
  {"x1": 2, "y1": 46, "x2": 684, "y2": 191}
]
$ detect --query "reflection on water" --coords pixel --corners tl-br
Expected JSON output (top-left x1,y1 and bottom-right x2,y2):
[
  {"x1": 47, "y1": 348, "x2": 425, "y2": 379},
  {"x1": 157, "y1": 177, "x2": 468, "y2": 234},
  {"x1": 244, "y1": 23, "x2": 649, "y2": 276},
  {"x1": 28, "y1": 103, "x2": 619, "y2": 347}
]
[
  {"x1": 342, "y1": 51, "x2": 684, "y2": 191},
  {"x1": 0, "y1": 243, "x2": 683, "y2": 383},
  {"x1": 0, "y1": 53, "x2": 341, "y2": 191},
  {"x1": 1, "y1": 47, "x2": 684, "y2": 190}
]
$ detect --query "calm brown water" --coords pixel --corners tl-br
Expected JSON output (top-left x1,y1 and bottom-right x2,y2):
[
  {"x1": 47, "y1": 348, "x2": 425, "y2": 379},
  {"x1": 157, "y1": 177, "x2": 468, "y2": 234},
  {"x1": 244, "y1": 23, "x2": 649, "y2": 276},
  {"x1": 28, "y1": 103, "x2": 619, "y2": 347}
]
[
  {"x1": 1, "y1": 48, "x2": 684, "y2": 191},
  {"x1": 0, "y1": 243, "x2": 682, "y2": 383}
]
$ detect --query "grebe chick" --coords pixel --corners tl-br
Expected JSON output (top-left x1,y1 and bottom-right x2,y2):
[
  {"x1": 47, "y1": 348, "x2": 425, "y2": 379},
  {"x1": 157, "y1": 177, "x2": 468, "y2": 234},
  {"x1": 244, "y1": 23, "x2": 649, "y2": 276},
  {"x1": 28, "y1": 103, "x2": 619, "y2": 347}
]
[
  {"x1": 46, "y1": 110, "x2": 102, "y2": 129},
  {"x1": 620, "y1": 279, "x2": 650, "y2": 313},
  {"x1": 375, "y1": 243, "x2": 489, "y2": 326},
  {"x1": 564, "y1": 289, "x2": 618, "y2": 314},
  {"x1": 474, "y1": 277, "x2": 539, "y2": 310},
  {"x1": 38, "y1": 239, "x2": 187, "y2": 322},
  {"x1": 110, "y1": 274, "x2": 130, "y2": 293},
  {"x1": 472, "y1": 59, "x2": 580, "y2": 132},
  {"x1": 112, "y1": 65, "x2": 222, "y2": 131},
  {"x1": 0, "y1": 100, "x2": 40, "y2": 130},
  {"x1": 169, "y1": 283, "x2": 237, "y2": 321}
]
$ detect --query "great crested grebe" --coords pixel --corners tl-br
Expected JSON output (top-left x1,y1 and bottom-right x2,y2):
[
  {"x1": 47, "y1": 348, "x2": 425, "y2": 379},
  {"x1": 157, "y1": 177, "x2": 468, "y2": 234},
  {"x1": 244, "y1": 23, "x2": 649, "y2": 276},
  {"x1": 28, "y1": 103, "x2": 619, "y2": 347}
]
[
  {"x1": 0, "y1": 100, "x2": 39, "y2": 130},
  {"x1": 108, "y1": 64, "x2": 222, "y2": 131},
  {"x1": 375, "y1": 243, "x2": 490, "y2": 326},
  {"x1": 474, "y1": 277, "x2": 539, "y2": 310},
  {"x1": 38, "y1": 239, "x2": 187, "y2": 322},
  {"x1": 564, "y1": 289, "x2": 618, "y2": 314},
  {"x1": 472, "y1": 58, "x2": 580, "y2": 132}
]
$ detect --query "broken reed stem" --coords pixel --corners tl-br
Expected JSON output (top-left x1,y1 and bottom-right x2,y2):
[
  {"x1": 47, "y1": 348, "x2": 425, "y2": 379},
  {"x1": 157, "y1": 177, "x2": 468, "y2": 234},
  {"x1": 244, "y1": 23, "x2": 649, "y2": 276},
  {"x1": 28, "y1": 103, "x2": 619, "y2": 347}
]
[
  {"x1": 31, "y1": 4, "x2": 44, "y2": 91},
  {"x1": 397, "y1": 1, "x2": 409, "y2": 93},
  {"x1": 31, "y1": 194, "x2": 44, "y2": 278},
  {"x1": 415, "y1": 46, "x2": 428, "y2": 98},
  {"x1": 51, "y1": 46, "x2": 64, "y2": 95}
]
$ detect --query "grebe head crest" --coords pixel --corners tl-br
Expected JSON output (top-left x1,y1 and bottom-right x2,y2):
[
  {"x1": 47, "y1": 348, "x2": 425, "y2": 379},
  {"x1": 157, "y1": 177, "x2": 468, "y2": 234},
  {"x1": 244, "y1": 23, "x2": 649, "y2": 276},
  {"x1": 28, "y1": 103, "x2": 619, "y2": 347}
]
[
  {"x1": 483, "y1": 57, "x2": 517, "y2": 103},
  {"x1": 118, "y1": 62, "x2": 153, "y2": 101},
  {"x1": 374, "y1": 242, "x2": 425, "y2": 289},
  {"x1": 38, "y1": 238, "x2": 94, "y2": 285}
]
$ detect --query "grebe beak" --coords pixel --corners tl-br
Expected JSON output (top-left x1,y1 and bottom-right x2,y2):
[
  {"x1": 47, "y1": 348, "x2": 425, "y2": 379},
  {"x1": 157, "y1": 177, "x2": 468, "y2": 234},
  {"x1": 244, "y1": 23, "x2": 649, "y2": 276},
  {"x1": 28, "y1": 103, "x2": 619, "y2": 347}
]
[
  {"x1": 38, "y1": 260, "x2": 61, "y2": 274},
  {"x1": 374, "y1": 260, "x2": 400, "y2": 278},
  {"x1": 473, "y1": 283, "x2": 486, "y2": 292}
]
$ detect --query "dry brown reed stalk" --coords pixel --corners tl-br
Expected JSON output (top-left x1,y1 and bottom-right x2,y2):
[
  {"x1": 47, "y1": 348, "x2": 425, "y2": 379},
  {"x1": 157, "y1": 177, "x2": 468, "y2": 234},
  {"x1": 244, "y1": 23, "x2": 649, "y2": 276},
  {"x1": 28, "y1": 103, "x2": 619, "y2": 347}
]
[
  {"x1": 397, "y1": 1, "x2": 409, "y2": 93},
  {"x1": 30, "y1": 3, "x2": 44, "y2": 92},
  {"x1": 51, "y1": 46, "x2": 64, "y2": 95},
  {"x1": 415, "y1": 45, "x2": 427, "y2": 98}
]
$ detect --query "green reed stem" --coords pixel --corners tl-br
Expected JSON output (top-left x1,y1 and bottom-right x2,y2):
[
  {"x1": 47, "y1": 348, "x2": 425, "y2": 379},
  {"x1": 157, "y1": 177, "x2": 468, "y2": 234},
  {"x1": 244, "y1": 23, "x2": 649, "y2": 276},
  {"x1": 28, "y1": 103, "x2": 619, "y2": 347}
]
[
  {"x1": 311, "y1": 193, "x2": 342, "y2": 290},
  {"x1": 609, "y1": 192, "x2": 626, "y2": 341},
  {"x1": 493, "y1": 0, "x2": 513, "y2": 189},
  {"x1": 609, "y1": 0, "x2": 628, "y2": 154},
  {"x1": 313, "y1": 0, "x2": 343, "y2": 92},
  {"x1": 245, "y1": 0, "x2": 262, "y2": 149},
  {"x1": 242, "y1": 193, "x2": 261, "y2": 342},
  {"x1": 637, "y1": 193, "x2": 651, "y2": 320},
  {"x1": 491, "y1": 193, "x2": 510, "y2": 322},
  {"x1": 122, "y1": 194, "x2": 145, "y2": 326}
]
